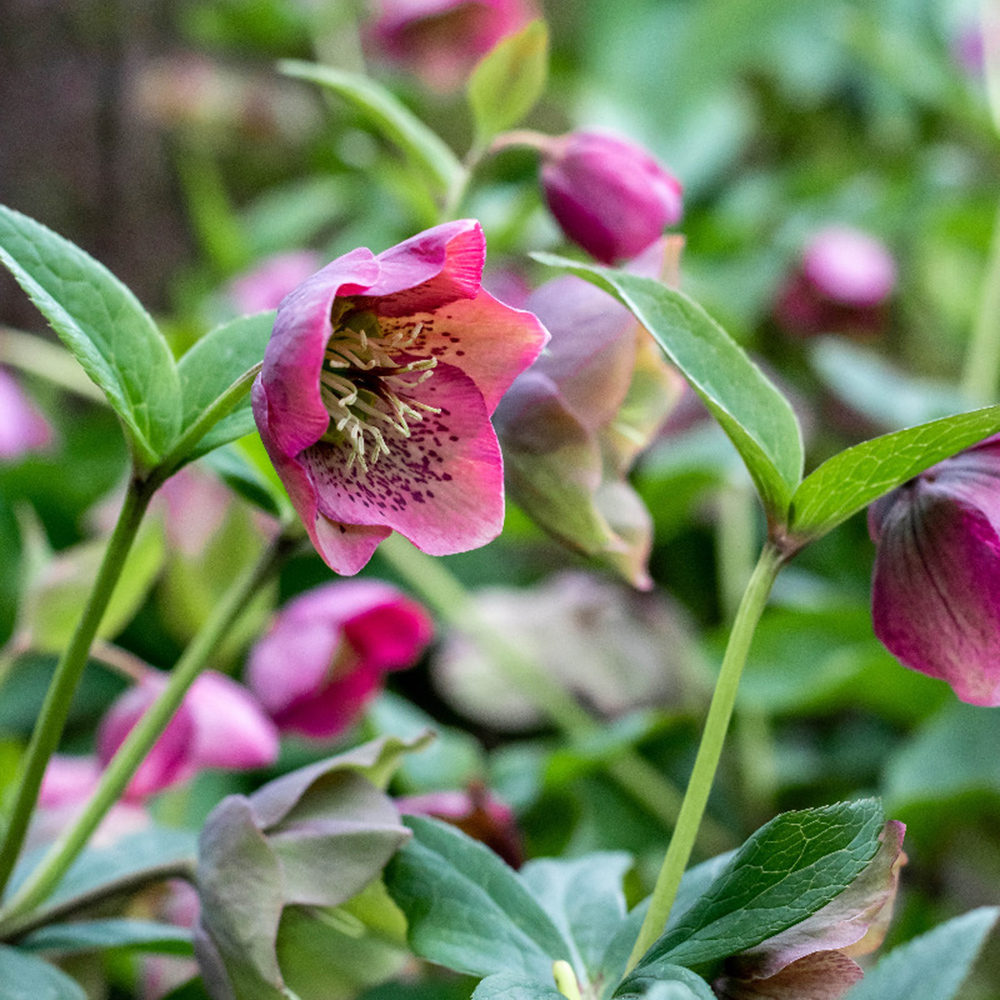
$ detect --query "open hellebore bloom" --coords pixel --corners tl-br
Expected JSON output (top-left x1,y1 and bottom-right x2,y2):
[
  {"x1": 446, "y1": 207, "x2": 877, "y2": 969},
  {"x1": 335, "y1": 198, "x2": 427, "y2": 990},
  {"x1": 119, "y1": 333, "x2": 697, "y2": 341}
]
[
  {"x1": 494, "y1": 239, "x2": 684, "y2": 587},
  {"x1": 365, "y1": 0, "x2": 536, "y2": 92},
  {"x1": 713, "y1": 820, "x2": 906, "y2": 1000},
  {"x1": 98, "y1": 669, "x2": 280, "y2": 800},
  {"x1": 869, "y1": 435, "x2": 1000, "y2": 706},
  {"x1": 252, "y1": 219, "x2": 549, "y2": 575},
  {"x1": 539, "y1": 131, "x2": 683, "y2": 265},
  {"x1": 774, "y1": 226, "x2": 896, "y2": 338},
  {"x1": 0, "y1": 366, "x2": 53, "y2": 459},
  {"x1": 246, "y1": 579, "x2": 433, "y2": 739}
]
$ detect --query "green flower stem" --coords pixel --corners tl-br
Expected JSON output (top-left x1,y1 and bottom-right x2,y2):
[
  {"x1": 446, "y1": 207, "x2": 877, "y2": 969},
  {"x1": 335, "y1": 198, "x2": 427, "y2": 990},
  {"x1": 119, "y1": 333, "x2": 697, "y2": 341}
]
[
  {"x1": 0, "y1": 527, "x2": 302, "y2": 927},
  {"x1": 0, "y1": 477, "x2": 155, "y2": 898},
  {"x1": 377, "y1": 535, "x2": 731, "y2": 853},
  {"x1": 625, "y1": 542, "x2": 783, "y2": 973},
  {"x1": 961, "y1": 199, "x2": 1000, "y2": 404}
]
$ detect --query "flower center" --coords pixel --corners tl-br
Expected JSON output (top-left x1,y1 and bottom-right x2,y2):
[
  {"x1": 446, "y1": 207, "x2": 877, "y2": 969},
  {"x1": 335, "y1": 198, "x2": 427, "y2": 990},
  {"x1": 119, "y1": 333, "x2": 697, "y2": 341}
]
[{"x1": 319, "y1": 308, "x2": 440, "y2": 473}]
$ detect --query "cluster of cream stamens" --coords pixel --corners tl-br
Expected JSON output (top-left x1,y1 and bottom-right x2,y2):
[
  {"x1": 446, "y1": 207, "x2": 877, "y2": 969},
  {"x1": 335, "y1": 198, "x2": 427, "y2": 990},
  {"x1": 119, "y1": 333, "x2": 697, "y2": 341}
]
[{"x1": 319, "y1": 313, "x2": 441, "y2": 473}]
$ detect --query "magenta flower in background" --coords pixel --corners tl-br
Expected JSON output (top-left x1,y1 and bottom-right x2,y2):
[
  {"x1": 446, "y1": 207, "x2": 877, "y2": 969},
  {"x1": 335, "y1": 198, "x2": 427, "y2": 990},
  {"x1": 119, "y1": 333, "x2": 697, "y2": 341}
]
[
  {"x1": 869, "y1": 435, "x2": 1000, "y2": 707},
  {"x1": 0, "y1": 366, "x2": 53, "y2": 459},
  {"x1": 365, "y1": 0, "x2": 536, "y2": 92},
  {"x1": 227, "y1": 250, "x2": 322, "y2": 315},
  {"x1": 251, "y1": 219, "x2": 549, "y2": 575},
  {"x1": 774, "y1": 226, "x2": 896, "y2": 338},
  {"x1": 539, "y1": 131, "x2": 683, "y2": 265},
  {"x1": 98, "y1": 669, "x2": 279, "y2": 800},
  {"x1": 246, "y1": 579, "x2": 433, "y2": 739}
]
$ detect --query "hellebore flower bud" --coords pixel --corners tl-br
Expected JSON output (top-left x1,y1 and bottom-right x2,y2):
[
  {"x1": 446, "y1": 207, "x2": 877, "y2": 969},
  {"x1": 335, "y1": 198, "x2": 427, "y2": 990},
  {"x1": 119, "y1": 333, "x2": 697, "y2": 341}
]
[
  {"x1": 246, "y1": 580, "x2": 434, "y2": 739},
  {"x1": 539, "y1": 131, "x2": 683, "y2": 265},
  {"x1": 775, "y1": 226, "x2": 896, "y2": 338},
  {"x1": 0, "y1": 366, "x2": 53, "y2": 459},
  {"x1": 869, "y1": 434, "x2": 1000, "y2": 706}
]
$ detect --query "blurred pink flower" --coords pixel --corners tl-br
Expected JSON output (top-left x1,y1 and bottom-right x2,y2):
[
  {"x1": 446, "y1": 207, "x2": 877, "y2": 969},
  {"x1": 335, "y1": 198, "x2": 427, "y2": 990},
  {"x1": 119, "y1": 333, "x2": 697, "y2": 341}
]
[
  {"x1": 0, "y1": 366, "x2": 53, "y2": 459},
  {"x1": 251, "y1": 219, "x2": 549, "y2": 575},
  {"x1": 246, "y1": 579, "x2": 433, "y2": 739},
  {"x1": 227, "y1": 251, "x2": 322, "y2": 315},
  {"x1": 774, "y1": 226, "x2": 896, "y2": 338},
  {"x1": 98, "y1": 670, "x2": 279, "y2": 800},
  {"x1": 365, "y1": 0, "x2": 536, "y2": 92},
  {"x1": 539, "y1": 131, "x2": 683, "y2": 265},
  {"x1": 869, "y1": 434, "x2": 1000, "y2": 706}
]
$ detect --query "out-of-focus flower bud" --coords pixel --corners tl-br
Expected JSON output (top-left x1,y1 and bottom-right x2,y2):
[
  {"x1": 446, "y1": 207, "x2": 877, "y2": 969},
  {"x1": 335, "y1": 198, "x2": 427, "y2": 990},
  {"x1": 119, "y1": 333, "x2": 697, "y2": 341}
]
[
  {"x1": 98, "y1": 669, "x2": 279, "y2": 800},
  {"x1": 774, "y1": 226, "x2": 896, "y2": 338},
  {"x1": 226, "y1": 251, "x2": 322, "y2": 315},
  {"x1": 539, "y1": 131, "x2": 683, "y2": 265},
  {"x1": 868, "y1": 434, "x2": 1000, "y2": 706},
  {"x1": 246, "y1": 580, "x2": 433, "y2": 740},
  {"x1": 364, "y1": 0, "x2": 536, "y2": 93},
  {"x1": 397, "y1": 784, "x2": 522, "y2": 867},
  {"x1": 0, "y1": 366, "x2": 53, "y2": 460}
]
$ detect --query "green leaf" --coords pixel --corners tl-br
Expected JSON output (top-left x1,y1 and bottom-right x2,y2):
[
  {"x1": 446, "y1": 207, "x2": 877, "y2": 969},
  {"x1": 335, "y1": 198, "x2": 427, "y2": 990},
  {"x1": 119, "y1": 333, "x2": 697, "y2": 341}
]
[
  {"x1": 532, "y1": 254, "x2": 802, "y2": 518},
  {"x1": 634, "y1": 800, "x2": 884, "y2": 970},
  {"x1": 0, "y1": 205, "x2": 181, "y2": 466},
  {"x1": 20, "y1": 918, "x2": 193, "y2": 956},
  {"x1": 279, "y1": 62, "x2": 463, "y2": 196},
  {"x1": 613, "y1": 962, "x2": 715, "y2": 1000},
  {"x1": 0, "y1": 944, "x2": 86, "y2": 999},
  {"x1": 788, "y1": 405, "x2": 1000, "y2": 539},
  {"x1": 175, "y1": 311, "x2": 275, "y2": 462},
  {"x1": 471, "y1": 973, "x2": 565, "y2": 1000},
  {"x1": 844, "y1": 908, "x2": 999, "y2": 1000},
  {"x1": 520, "y1": 853, "x2": 631, "y2": 982},
  {"x1": 468, "y1": 21, "x2": 549, "y2": 145},
  {"x1": 385, "y1": 816, "x2": 573, "y2": 982}
]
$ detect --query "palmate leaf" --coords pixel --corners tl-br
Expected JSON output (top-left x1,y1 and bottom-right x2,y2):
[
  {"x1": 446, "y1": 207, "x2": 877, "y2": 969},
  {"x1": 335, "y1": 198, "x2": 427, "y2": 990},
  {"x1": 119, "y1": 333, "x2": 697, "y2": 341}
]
[{"x1": 0, "y1": 205, "x2": 181, "y2": 467}]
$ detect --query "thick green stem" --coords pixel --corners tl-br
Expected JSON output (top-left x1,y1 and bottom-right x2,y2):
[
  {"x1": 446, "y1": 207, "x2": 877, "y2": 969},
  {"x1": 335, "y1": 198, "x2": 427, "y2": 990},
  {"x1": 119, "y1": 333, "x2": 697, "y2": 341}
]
[
  {"x1": 961, "y1": 199, "x2": 1000, "y2": 405},
  {"x1": 0, "y1": 478, "x2": 155, "y2": 897},
  {"x1": 625, "y1": 543, "x2": 783, "y2": 973},
  {"x1": 377, "y1": 535, "x2": 731, "y2": 853},
  {"x1": 0, "y1": 528, "x2": 300, "y2": 925}
]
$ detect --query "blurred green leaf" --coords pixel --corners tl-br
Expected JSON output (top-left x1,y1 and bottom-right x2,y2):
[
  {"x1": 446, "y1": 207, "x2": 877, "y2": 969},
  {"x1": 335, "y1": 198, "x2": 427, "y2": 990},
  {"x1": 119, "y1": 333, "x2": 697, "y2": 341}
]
[
  {"x1": 0, "y1": 205, "x2": 181, "y2": 467},
  {"x1": 468, "y1": 21, "x2": 549, "y2": 146},
  {"x1": 175, "y1": 311, "x2": 275, "y2": 462},
  {"x1": 201, "y1": 437, "x2": 289, "y2": 519},
  {"x1": 385, "y1": 816, "x2": 572, "y2": 982},
  {"x1": 20, "y1": 918, "x2": 193, "y2": 956},
  {"x1": 788, "y1": 405, "x2": 1000, "y2": 539},
  {"x1": 279, "y1": 62, "x2": 464, "y2": 196},
  {"x1": 471, "y1": 974, "x2": 565, "y2": 1000},
  {"x1": 844, "y1": 908, "x2": 999, "y2": 1000},
  {"x1": 0, "y1": 944, "x2": 85, "y2": 998},
  {"x1": 613, "y1": 962, "x2": 715, "y2": 1000},
  {"x1": 533, "y1": 255, "x2": 803, "y2": 519},
  {"x1": 634, "y1": 799, "x2": 884, "y2": 969}
]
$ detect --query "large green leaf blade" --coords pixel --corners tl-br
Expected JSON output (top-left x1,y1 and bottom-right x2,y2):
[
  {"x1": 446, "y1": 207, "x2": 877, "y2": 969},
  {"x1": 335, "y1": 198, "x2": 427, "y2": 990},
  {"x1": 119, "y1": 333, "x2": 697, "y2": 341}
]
[
  {"x1": 634, "y1": 800, "x2": 884, "y2": 970},
  {"x1": 533, "y1": 254, "x2": 803, "y2": 517},
  {"x1": 20, "y1": 919, "x2": 193, "y2": 956},
  {"x1": 279, "y1": 62, "x2": 463, "y2": 195},
  {"x1": 385, "y1": 816, "x2": 573, "y2": 983},
  {"x1": 176, "y1": 311, "x2": 276, "y2": 460},
  {"x1": 0, "y1": 205, "x2": 181, "y2": 465},
  {"x1": 789, "y1": 405, "x2": 1000, "y2": 539},
  {"x1": 844, "y1": 908, "x2": 998, "y2": 1000},
  {"x1": 0, "y1": 944, "x2": 86, "y2": 999}
]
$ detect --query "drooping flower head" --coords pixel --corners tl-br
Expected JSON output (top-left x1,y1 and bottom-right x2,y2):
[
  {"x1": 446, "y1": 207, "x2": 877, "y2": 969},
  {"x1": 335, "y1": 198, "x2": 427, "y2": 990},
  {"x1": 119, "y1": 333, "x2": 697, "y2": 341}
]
[
  {"x1": 365, "y1": 0, "x2": 537, "y2": 92},
  {"x1": 251, "y1": 220, "x2": 549, "y2": 575},
  {"x1": 246, "y1": 579, "x2": 433, "y2": 739},
  {"x1": 539, "y1": 131, "x2": 684, "y2": 265},
  {"x1": 869, "y1": 434, "x2": 1000, "y2": 706},
  {"x1": 775, "y1": 226, "x2": 896, "y2": 338}
]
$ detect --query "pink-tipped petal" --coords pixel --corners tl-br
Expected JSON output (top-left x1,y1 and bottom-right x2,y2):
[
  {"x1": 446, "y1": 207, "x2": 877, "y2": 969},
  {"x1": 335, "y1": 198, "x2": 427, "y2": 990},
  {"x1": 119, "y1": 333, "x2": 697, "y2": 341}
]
[{"x1": 342, "y1": 596, "x2": 434, "y2": 671}]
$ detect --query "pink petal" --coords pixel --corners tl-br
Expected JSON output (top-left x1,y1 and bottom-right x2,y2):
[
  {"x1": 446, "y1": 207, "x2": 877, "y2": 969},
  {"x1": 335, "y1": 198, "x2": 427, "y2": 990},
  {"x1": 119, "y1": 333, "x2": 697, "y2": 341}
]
[
  {"x1": 342, "y1": 595, "x2": 434, "y2": 671},
  {"x1": 39, "y1": 755, "x2": 101, "y2": 808},
  {"x1": 0, "y1": 367, "x2": 53, "y2": 459},
  {"x1": 186, "y1": 672, "x2": 280, "y2": 770},
  {"x1": 803, "y1": 227, "x2": 896, "y2": 308},
  {"x1": 714, "y1": 951, "x2": 863, "y2": 1000},
  {"x1": 301, "y1": 363, "x2": 505, "y2": 556},
  {"x1": 227, "y1": 250, "x2": 322, "y2": 315}
]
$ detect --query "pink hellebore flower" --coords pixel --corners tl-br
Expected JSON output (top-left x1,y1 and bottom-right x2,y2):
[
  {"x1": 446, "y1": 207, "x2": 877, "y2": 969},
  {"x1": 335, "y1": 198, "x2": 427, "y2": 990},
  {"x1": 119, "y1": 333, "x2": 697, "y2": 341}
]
[
  {"x1": 98, "y1": 670, "x2": 280, "y2": 800},
  {"x1": 227, "y1": 251, "x2": 322, "y2": 315},
  {"x1": 246, "y1": 579, "x2": 433, "y2": 739},
  {"x1": 365, "y1": 0, "x2": 536, "y2": 93},
  {"x1": 539, "y1": 131, "x2": 683, "y2": 265},
  {"x1": 775, "y1": 226, "x2": 896, "y2": 338},
  {"x1": 869, "y1": 434, "x2": 1000, "y2": 706},
  {"x1": 0, "y1": 366, "x2": 53, "y2": 459},
  {"x1": 251, "y1": 219, "x2": 549, "y2": 575},
  {"x1": 713, "y1": 821, "x2": 906, "y2": 1000}
]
